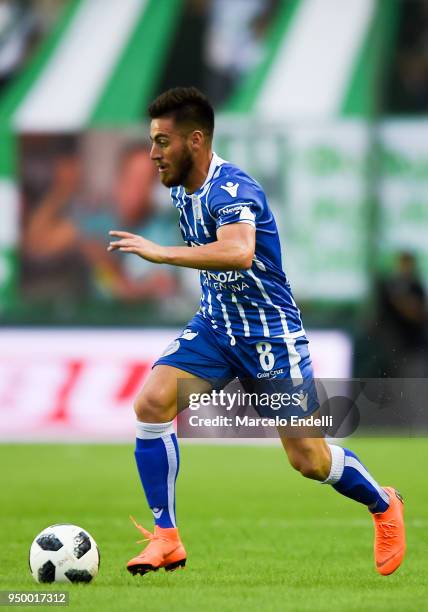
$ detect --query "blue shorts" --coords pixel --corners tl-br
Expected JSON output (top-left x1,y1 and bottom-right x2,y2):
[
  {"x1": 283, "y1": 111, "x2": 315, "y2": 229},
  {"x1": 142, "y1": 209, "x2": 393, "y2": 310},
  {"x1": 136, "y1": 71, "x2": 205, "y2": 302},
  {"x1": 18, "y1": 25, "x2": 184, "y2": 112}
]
[{"x1": 155, "y1": 313, "x2": 319, "y2": 418}]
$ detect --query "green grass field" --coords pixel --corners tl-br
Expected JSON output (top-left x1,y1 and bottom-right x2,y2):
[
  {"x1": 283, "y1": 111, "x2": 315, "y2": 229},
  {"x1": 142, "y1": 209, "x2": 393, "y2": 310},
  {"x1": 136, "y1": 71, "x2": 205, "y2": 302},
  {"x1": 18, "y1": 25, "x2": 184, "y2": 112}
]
[{"x1": 1, "y1": 439, "x2": 427, "y2": 611}]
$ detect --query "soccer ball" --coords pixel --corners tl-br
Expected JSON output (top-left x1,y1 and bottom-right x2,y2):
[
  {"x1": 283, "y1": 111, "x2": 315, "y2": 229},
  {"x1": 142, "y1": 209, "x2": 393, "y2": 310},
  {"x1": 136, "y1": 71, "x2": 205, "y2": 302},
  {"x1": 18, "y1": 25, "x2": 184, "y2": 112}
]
[{"x1": 29, "y1": 524, "x2": 99, "y2": 583}]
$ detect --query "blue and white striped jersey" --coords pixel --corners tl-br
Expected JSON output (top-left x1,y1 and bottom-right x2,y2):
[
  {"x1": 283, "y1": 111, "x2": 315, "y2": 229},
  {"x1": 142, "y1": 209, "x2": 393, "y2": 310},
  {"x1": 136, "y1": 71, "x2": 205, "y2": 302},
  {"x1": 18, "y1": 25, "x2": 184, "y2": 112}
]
[{"x1": 170, "y1": 153, "x2": 305, "y2": 343}]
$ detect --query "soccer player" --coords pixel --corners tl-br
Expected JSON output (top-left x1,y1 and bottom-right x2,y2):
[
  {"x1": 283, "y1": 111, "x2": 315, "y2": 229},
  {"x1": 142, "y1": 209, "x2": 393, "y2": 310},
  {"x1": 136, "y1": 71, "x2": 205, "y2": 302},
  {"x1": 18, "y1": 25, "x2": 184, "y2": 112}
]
[{"x1": 108, "y1": 87, "x2": 406, "y2": 577}]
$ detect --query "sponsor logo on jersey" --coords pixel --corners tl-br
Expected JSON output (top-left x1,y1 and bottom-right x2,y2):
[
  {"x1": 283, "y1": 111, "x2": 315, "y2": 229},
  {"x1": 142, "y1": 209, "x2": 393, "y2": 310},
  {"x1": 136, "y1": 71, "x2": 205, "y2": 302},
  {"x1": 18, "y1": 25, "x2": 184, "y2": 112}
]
[
  {"x1": 218, "y1": 202, "x2": 254, "y2": 217},
  {"x1": 220, "y1": 181, "x2": 239, "y2": 197},
  {"x1": 152, "y1": 508, "x2": 163, "y2": 519},
  {"x1": 256, "y1": 368, "x2": 284, "y2": 379},
  {"x1": 200, "y1": 270, "x2": 250, "y2": 292},
  {"x1": 218, "y1": 204, "x2": 244, "y2": 216},
  {"x1": 203, "y1": 270, "x2": 245, "y2": 283}
]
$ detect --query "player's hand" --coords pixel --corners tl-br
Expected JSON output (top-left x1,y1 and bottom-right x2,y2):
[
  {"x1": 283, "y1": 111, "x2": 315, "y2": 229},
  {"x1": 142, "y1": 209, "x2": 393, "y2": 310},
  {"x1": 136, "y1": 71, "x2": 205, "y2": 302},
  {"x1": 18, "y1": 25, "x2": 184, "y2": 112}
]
[{"x1": 107, "y1": 230, "x2": 166, "y2": 264}]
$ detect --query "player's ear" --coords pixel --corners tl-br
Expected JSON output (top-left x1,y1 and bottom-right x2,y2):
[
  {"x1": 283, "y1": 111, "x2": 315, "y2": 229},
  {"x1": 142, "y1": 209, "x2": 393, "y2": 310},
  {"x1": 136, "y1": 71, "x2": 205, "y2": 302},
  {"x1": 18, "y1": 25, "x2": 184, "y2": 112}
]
[{"x1": 190, "y1": 130, "x2": 204, "y2": 150}]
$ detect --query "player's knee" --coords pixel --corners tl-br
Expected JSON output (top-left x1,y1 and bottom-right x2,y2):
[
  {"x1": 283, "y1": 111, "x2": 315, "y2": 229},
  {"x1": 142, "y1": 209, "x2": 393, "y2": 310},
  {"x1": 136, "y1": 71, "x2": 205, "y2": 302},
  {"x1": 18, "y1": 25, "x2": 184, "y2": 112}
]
[
  {"x1": 288, "y1": 449, "x2": 329, "y2": 481},
  {"x1": 297, "y1": 460, "x2": 326, "y2": 481},
  {"x1": 134, "y1": 388, "x2": 175, "y2": 423}
]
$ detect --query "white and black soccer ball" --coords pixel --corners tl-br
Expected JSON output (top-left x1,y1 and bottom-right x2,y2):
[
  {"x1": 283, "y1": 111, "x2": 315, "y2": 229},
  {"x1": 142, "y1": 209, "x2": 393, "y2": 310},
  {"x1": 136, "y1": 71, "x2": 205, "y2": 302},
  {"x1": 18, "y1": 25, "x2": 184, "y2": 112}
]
[{"x1": 29, "y1": 524, "x2": 99, "y2": 584}]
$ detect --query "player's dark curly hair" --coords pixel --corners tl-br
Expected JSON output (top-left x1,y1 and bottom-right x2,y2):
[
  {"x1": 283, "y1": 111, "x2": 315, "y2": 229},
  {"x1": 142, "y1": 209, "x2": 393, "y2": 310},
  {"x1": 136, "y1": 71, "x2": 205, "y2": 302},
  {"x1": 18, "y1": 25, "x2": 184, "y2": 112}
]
[{"x1": 148, "y1": 87, "x2": 214, "y2": 141}]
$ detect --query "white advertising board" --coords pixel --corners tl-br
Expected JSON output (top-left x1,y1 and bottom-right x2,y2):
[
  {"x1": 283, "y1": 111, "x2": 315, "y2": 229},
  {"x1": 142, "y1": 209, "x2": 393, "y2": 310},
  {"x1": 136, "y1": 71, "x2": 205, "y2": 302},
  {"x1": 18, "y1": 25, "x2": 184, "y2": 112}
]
[{"x1": 0, "y1": 328, "x2": 351, "y2": 441}]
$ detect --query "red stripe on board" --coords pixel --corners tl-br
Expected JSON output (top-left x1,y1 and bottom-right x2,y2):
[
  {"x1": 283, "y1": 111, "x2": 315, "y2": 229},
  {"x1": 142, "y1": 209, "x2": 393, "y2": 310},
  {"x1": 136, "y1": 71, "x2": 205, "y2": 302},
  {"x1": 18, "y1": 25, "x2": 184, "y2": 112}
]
[
  {"x1": 115, "y1": 362, "x2": 150, "y2": 403},
  {"x1": 47, "y1": 360, "x2": 83, "y2": 422}
]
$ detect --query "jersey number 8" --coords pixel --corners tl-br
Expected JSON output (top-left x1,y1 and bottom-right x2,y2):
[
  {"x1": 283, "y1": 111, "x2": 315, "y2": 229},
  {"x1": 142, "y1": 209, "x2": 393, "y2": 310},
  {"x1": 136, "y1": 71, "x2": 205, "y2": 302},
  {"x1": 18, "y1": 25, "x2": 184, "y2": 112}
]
[{"x1": 256, "y1": 342, "x2": 275, "y2": 371}]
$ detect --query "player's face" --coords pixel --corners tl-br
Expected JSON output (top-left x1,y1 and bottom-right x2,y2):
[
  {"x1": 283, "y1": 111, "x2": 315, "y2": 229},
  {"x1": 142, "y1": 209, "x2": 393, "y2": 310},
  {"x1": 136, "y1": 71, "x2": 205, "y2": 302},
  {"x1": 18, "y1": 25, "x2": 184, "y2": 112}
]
[{"x1": 150, "y1": 118, "x2": 194, "y2": 187}]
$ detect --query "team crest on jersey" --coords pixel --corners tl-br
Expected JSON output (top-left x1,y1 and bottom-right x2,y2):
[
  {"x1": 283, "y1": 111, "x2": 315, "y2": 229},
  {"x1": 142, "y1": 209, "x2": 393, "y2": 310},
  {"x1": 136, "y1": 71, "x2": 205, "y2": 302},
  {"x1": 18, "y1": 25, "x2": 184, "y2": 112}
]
[{"x1": 220, "y1": 181, "x2": 239, "y2": 197}]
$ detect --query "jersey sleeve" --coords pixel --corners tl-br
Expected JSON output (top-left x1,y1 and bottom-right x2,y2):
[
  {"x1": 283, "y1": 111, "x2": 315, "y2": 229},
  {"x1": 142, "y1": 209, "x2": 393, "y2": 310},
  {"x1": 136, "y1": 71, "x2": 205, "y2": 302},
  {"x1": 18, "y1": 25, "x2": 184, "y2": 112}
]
[{"x1": 207, "y1": 179, "x2": 263, "y2": 230}]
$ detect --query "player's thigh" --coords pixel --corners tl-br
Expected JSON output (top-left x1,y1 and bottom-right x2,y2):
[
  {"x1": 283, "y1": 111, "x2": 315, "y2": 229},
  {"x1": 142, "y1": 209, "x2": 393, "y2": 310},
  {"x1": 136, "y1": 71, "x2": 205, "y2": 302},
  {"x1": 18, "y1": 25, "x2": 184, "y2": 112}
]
[
  {"x1": 134, "y1": 364, "x2": 212, "y2": 422},
  {"x1": 136, "y1": 316, "x2": 234, "y2": 422}
]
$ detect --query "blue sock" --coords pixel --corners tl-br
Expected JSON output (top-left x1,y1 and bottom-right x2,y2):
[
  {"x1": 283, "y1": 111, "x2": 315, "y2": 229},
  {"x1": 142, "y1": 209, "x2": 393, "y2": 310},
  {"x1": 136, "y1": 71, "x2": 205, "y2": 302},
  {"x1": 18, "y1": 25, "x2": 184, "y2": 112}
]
[
  {"x1": 134, "y1": 421, "x2": 179, "y2": 528},
  {"x1": 323, "y1": 445, "x2": 390, "y2": 513}
]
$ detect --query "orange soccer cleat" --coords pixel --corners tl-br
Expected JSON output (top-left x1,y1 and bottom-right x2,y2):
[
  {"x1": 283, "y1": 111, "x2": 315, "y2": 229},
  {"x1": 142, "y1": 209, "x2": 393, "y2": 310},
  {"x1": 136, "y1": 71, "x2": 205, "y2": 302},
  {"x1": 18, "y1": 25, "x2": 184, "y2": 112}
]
[
  {"x1": 372, "y1": 487, "x2": 406, "y2": 576},
  {"x1": 126, "y1": 516, "x2": 186, "y2": 576}
]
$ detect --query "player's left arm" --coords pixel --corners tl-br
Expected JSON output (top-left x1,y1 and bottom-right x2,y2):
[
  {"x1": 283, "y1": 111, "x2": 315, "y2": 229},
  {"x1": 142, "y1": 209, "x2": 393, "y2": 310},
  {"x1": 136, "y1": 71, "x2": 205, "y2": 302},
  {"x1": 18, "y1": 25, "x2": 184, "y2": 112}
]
[{"x1": 108, "y1": 223, "x2": 255, "y2": 271}]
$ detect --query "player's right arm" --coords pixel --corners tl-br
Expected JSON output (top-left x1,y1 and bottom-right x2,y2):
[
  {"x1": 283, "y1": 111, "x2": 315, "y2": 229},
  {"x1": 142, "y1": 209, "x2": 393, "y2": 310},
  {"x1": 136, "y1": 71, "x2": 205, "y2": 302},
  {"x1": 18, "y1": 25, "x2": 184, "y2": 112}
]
[{"x1": 108, "y1": 222, "x2": 255, "y2": 271}]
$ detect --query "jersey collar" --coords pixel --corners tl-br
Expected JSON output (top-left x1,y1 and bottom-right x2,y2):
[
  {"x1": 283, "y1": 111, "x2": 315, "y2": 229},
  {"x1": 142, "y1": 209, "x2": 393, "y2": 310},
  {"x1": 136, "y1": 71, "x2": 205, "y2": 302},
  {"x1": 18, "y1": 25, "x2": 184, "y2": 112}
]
[{"x1": 194, "y1": 152, "x2": 226, "y2": 195}]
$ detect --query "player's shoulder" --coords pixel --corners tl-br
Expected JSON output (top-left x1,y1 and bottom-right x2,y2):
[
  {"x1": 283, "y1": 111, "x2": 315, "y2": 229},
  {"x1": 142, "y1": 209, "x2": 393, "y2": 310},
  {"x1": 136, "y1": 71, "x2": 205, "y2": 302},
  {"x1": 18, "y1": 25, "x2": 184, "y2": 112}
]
[{"x1": 208, "y1": 157, "x2": 265, "y2": 204}]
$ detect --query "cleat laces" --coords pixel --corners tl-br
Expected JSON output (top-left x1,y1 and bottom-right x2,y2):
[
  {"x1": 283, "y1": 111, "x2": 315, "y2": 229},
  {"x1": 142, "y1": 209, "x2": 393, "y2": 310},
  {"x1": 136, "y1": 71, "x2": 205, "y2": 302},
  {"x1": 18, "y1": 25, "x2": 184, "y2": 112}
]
[{"x1": 129, "y1": 516, "x2": 169, "y2": 545}]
